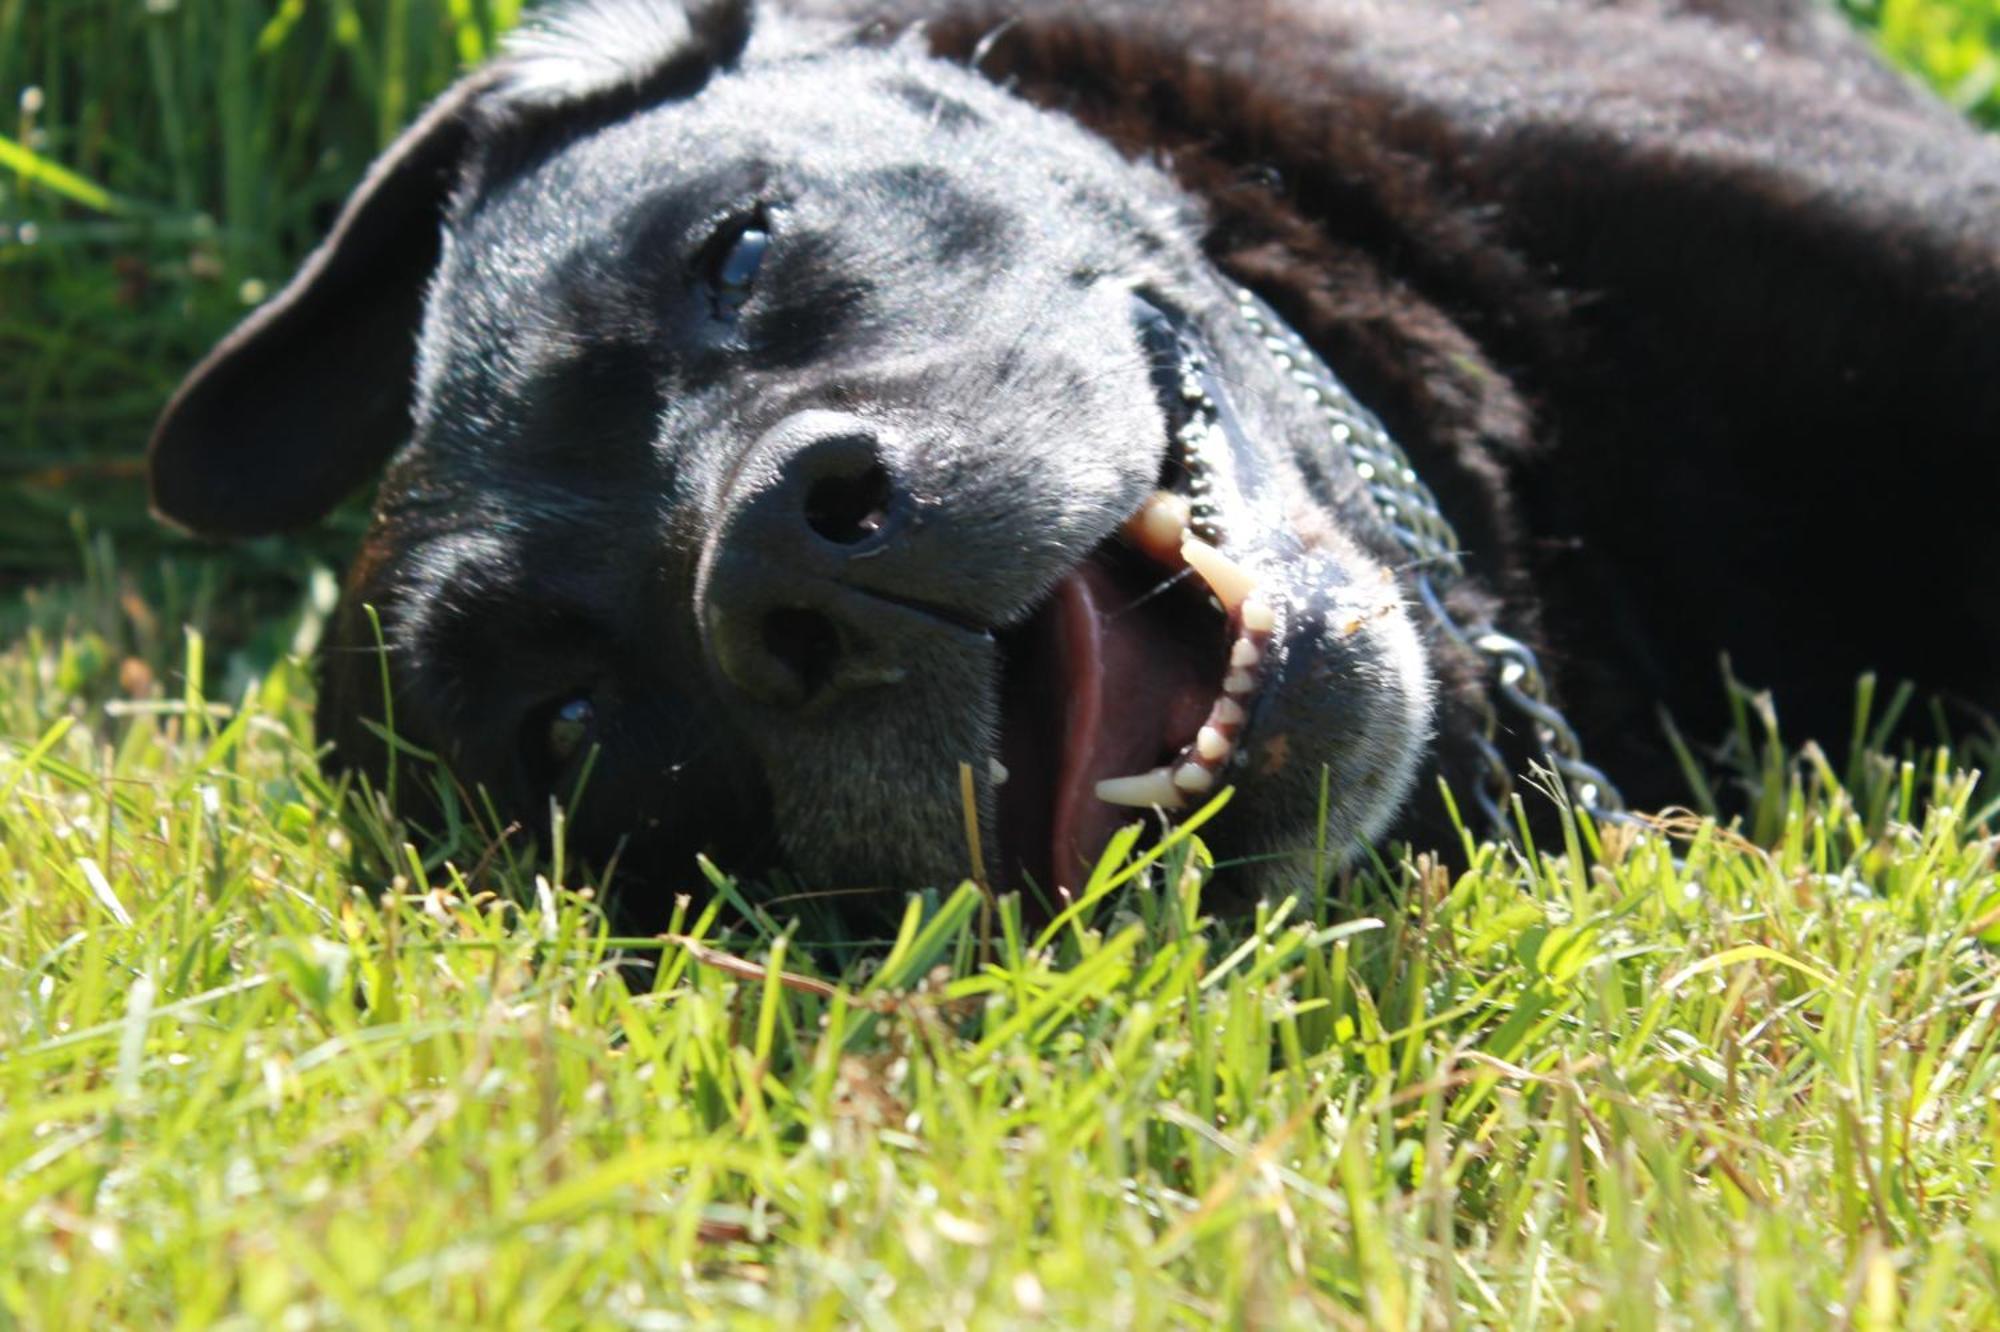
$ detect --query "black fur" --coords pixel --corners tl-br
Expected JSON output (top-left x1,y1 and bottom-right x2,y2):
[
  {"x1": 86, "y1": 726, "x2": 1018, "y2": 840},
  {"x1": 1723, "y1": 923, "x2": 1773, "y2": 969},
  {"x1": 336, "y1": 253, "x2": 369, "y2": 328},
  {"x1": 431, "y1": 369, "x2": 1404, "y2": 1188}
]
[{"x1": 150, "y1": 0, "x2": 2000, "y2": 919}]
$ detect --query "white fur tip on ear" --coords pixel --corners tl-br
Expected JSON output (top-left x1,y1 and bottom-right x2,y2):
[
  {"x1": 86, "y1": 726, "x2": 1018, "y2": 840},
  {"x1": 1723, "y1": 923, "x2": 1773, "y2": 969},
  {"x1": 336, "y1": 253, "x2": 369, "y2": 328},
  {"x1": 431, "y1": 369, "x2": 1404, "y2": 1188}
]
[{"x1": 498, "y1": 0, "x2": 747, "y2": 107}]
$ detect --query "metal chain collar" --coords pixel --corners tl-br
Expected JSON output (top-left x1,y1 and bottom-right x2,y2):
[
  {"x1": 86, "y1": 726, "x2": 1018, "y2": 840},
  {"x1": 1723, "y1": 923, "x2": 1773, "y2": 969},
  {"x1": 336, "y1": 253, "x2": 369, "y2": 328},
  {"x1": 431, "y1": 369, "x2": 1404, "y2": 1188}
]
[{"x1": 1231, "y1": 287, "x2": 1628, "y2": 832}]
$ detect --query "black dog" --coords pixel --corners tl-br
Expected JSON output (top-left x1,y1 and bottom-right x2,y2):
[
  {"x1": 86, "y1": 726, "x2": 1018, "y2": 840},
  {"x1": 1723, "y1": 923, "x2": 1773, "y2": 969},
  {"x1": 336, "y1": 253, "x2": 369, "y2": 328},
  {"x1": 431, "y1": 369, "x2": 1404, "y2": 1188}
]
[{"x1": 149, "y1": 0, "x2": 2000, "y2": 913}]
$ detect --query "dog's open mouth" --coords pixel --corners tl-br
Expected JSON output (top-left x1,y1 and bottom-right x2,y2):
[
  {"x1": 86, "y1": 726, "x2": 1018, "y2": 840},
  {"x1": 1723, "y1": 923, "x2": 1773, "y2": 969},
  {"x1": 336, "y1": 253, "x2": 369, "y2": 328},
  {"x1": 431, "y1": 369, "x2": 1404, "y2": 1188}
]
[{"x1": 993, "y1": 294, "x2": 1284, "y2": 894}]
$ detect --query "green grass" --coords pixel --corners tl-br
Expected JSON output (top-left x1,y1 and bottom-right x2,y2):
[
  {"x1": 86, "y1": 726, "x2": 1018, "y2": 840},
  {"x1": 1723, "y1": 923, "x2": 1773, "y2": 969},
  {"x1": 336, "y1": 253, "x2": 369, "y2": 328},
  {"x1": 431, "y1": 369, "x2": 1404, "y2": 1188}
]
[
  {"x1": 6, "y1": 0, "x2": 2000, "y2": 1325},
  {"x1": 1844, "y1": 0, "x2": 2000, "y2": 120},
  {"x1": 9, "y1": 546, "x2": 2000, "y2": 1326},
  {"x1": 1, "y1": 0, "x2": 522, "y2": 578}
]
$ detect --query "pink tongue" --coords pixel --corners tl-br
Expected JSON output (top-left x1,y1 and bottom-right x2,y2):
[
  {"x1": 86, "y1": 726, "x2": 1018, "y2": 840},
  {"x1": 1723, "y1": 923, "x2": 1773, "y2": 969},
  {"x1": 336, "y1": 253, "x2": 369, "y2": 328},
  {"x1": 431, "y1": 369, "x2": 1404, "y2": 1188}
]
[{"x1": 1048, "y1": 562, "x2": 1216, "y2": 890}]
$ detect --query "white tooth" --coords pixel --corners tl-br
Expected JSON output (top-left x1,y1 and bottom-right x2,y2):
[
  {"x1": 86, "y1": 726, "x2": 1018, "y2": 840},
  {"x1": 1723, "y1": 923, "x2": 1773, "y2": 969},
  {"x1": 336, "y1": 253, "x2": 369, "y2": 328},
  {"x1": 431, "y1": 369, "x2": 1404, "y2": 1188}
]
[
  {"x1": 1124, "y1": 491, "x2": 1191, "y2": 562},
  {"x1": 989, "y1": 758, "x2": 1009, "y2": 787},
  {"x1": 1195, "y1": 726, "x2": 1230, "y2": 761},
  {"x1": 1173, "y1": 763, "x2": 1216, "y2": 795},
  {"x1": 1240, "y1": 597, "x2": 1275, "y2": 634},
  {"x1": 1223, "y1": 670, "x2": 1256, "y2": 696},
  {"x1": 1179, "y1": 535, "x2": 1256, "y2": 613},
  {"x1": 1212, "y1": 697, "x2": 1247, "y2": 726},
  {"x1": 1229, "y1": 638, "x2": 1260, "y2": 669},
  {"x1": 1095, "y1": 768, "x2": 1188, "y2": 810}
]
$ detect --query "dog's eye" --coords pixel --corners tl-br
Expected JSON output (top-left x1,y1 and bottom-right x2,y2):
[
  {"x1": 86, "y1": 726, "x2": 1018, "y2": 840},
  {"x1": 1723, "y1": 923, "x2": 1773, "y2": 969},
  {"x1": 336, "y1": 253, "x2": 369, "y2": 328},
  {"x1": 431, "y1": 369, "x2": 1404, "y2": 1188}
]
[
  {"x1": 718, "y1": 227, "x2": 769, "y2": 291},
  {"x1": 703, "y1": 214, "x2": 770, "y2": 321},
  {"x1": 541, "y1": 696, "x2": 596, "y2": 768}
]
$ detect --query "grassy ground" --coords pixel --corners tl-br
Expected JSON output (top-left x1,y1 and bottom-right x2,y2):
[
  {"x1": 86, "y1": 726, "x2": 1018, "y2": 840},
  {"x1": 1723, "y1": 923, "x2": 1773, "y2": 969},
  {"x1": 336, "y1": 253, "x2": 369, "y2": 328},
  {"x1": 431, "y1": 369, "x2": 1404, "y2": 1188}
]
[
  {"x1": 6, "y1": 1, "x2": 2000, "y2": 1326},
  {"x1": 10, "y1": 557, "x2": 2000, "y2": 1327}
]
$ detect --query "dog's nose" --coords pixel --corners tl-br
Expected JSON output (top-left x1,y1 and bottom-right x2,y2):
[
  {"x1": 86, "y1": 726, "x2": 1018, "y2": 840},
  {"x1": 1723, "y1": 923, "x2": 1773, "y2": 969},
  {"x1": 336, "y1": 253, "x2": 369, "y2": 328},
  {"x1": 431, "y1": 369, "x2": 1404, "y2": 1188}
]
[{"x1": 701, "y1": 411, "x2": 940, "y2": 710}]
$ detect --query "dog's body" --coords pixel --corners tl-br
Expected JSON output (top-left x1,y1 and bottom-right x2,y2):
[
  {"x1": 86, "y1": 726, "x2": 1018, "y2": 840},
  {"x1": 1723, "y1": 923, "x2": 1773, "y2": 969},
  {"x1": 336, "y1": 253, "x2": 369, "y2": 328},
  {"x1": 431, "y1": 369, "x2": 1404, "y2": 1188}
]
[{"x1": 150, "y1": 0, "x2": 2000, "y2": 916}]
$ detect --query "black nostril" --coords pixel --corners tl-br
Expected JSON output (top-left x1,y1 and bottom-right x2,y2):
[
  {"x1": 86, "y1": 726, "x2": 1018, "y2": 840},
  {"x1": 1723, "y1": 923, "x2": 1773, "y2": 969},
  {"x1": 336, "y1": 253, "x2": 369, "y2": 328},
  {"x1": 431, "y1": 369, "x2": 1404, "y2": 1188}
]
[
  {"x1": 804, "y1": 462, "x2": 894, "y2": 545},
  {"x1": 762, "y1": 606, "x2": 841, "y2": 701},
  {"x1": 705, "y1": 415, "x2": 916, "y2": 711}
]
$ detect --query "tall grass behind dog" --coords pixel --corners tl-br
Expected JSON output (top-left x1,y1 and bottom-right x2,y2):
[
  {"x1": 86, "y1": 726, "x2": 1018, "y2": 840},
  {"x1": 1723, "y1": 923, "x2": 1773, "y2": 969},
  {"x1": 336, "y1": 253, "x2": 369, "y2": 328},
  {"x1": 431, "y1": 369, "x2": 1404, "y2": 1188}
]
[{"x1": 2, "y1": 1, "x2": 524, "y2": 580}]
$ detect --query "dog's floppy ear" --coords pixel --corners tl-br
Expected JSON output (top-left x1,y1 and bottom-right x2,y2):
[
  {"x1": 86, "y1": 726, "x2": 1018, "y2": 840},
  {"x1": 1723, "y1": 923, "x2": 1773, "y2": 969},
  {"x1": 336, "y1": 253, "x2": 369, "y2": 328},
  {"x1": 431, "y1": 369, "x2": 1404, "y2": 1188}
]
[
  {"x1": 147, "y1": 75, "x2": 491, "y2": 539},
  {"x1": 148, "y1": 0, "x2": 753, "y2": 538}
]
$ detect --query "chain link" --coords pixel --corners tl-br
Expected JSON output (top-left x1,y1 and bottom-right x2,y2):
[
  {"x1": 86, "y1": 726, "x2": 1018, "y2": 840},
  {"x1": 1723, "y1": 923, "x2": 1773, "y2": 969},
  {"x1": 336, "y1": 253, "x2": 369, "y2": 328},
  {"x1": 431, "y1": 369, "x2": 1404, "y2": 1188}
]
[{"x1": 1233, "y1": 288, "x2": 1627, "y2": 830}]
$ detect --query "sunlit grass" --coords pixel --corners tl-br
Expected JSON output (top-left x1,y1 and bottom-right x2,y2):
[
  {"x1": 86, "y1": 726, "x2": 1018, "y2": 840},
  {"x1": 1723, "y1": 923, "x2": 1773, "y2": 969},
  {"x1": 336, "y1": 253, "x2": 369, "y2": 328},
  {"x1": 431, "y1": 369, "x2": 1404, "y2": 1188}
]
[
  {"x1": 4, "y1": 543, "x2": 2000, "y2": 1326},
  {"x1": 1844, "y1": 0, "x2": 2000, "y2": 123}
]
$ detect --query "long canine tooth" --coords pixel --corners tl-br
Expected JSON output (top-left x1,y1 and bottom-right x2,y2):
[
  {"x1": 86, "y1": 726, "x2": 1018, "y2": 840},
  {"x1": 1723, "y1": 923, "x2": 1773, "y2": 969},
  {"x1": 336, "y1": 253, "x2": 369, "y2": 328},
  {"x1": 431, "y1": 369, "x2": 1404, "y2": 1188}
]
[
  {"x1": 1195, "y1": 726, "x2": 1230, "y2": 761},
  {"x1": 1240, "y1": 597, "x2": 1276, "y2": 634},
  {"x1": 1179, "y1": 535, "x2": 1256, "y2": 613},
  {"x1": 1095, "y1": 768, "x2": 1188, "y2": 810},
  {"x1": 1124, "y1": 491, "x2": 1191, "y2": 563},
  {"x1": 1173, "y1": 763, "x2": 1216, "y2": 795}
]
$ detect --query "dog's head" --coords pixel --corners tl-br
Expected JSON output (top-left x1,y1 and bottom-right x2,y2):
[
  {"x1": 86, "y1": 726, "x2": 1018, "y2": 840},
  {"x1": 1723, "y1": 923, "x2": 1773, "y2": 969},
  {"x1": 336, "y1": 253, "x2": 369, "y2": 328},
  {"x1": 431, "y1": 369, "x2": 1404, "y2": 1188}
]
[{"x1": 149, "y1": 0, "x2": 1435, "y2": 909}]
